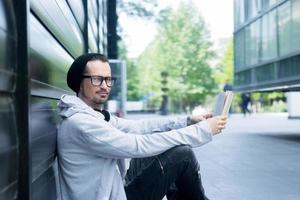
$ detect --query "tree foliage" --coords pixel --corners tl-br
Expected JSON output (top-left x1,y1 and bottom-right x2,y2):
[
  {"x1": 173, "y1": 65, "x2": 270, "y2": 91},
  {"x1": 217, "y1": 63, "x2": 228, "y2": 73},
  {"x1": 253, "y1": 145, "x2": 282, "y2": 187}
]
[
  {"x1": 118, "y1": 0, "x2": 158, "y2": 20},
  {"x1": 136, "y1": 2, "x2": 216, "y2": 112},
  {"x1": 213, "y1": 40, "x2": 234, "y2": 88},
  {"x1": 118, "y1": 40, "x2": 141, "y2": 101}
]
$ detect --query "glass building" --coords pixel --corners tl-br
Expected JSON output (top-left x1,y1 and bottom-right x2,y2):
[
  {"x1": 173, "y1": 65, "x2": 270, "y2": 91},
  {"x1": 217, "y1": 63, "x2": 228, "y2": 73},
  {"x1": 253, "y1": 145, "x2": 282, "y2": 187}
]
[{"x1": 234, "y1": 0, "x2": 300, "y2": 91}]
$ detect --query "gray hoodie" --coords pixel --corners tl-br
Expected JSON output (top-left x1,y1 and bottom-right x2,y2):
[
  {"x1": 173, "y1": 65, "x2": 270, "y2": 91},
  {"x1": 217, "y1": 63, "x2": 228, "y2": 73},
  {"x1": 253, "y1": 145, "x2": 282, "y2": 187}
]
[{"x1": 57, "y1": 95, "x2": 213, "y2": 200}]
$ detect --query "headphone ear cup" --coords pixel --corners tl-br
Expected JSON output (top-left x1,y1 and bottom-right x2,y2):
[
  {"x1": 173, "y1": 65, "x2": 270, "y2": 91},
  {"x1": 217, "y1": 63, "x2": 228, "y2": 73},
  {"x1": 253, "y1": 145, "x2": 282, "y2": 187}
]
[
  {"x1": 94, "y1": 109, "x2": 110, "y2": 122},
  {"x1": 101, "y1": 110, "x2": 110, "y2": 122}
]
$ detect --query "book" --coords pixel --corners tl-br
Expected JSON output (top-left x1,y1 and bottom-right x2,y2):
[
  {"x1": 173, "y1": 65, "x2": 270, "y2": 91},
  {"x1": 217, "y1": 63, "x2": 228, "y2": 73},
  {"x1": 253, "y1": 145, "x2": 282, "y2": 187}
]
[{"x1": 213, "y1": 91, "x2": 234, "y2": 116}]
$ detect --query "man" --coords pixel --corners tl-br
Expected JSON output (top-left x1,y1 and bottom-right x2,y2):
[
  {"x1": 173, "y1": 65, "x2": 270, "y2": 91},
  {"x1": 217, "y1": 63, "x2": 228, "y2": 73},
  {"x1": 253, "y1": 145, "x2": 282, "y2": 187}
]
[
  {"x1": 57, "y1": 53, "x2": 227, "y2": 200},
  {"x1": 223, "y1": 79, "x2": 233, "y2": 92},
  {"x1": 241, "y1": 92, "x2": 251, "y2": 116}
]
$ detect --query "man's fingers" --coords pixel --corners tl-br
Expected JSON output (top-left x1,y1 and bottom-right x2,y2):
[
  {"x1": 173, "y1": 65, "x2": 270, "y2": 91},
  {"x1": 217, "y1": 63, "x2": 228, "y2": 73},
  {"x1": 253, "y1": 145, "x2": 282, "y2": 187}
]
[
  {"x1": 218, "y1": 120, "x2": 227, "y2": 126},
  {"x1": 217, "y1": 118, "x2": 227, "y2": 125},
  {"x1": 219, "y1": 125, "x2": 226, "y2": 130},
  {"x1": 204, "y1": 114, "x2": 213, "y2": 119}
]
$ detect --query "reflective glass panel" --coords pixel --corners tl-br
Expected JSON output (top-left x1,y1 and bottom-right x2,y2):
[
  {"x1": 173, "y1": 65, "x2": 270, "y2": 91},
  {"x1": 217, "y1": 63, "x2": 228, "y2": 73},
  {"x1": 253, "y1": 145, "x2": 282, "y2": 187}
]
[
  {"x1": 261, "y1": 9, "x2": 277, "y2": 61},
  {"x1": 234, "y1": 30, "x2": 245, "y2": 70},
  {"x1": 291, "y1": 0, "x2": 300, "y2": 52},
  {"x1": 278, "y1": 1, "x2": 292, "y2": 56},
  {"x1": 245, "y1": 19, "x2": 260, "y2": 66}
]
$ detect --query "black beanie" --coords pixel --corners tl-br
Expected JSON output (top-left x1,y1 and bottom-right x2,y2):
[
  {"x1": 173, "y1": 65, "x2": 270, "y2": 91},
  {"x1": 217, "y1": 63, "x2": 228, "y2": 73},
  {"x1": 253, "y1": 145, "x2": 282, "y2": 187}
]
[{"x1": 67, "y1": 53, "x2": 108, "y2": 93}]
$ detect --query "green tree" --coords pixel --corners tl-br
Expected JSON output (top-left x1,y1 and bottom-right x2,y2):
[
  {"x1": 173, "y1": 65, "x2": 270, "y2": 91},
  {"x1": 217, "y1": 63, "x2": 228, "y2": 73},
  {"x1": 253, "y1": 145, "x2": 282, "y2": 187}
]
[
  {"x1": 137, "y1": 2, "x2": 216, "y2": 112},
  {"x1": 126, "y1": 59, "x2": 141, "y2": 101},
  {"x1": 118, "y1": 40, "x2": 141, "y2": 101},
  {"x1": 118, "y1": 0, "x2": 158, "y2": 20},
  {"x1": 213, "y1": 39, "x2": 234, "y2": 88}
]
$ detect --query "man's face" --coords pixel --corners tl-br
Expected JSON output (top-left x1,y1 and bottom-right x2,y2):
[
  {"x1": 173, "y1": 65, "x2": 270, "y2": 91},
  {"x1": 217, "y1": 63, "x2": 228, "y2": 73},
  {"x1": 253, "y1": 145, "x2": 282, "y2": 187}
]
[{"x1": 79, "y1": 60, "x2": 112, "y2": 107}]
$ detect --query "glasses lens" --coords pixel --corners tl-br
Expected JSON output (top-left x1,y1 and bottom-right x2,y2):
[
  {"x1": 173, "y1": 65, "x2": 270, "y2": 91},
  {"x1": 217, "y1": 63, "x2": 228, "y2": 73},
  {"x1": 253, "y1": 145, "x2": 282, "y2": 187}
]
[
  {"x1": 89, "y1": 76, "x2": 115, "y2": 87},
  {"x1": 91, "y1": 77, "x2": 102, "y2": 86},
  {"x1": 105, "y1": 77, "x2": 113, "y2": 86}
]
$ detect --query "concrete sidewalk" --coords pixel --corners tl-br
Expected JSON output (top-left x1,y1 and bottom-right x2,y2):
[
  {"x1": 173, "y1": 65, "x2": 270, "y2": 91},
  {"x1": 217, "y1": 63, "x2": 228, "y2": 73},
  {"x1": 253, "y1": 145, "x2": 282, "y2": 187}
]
[
  {"x1": 194, "y1": 113, "x2": 300, "y2": 200},
  {"x1": 126, "y1": 112, "x2": 300, "y2": 199}
]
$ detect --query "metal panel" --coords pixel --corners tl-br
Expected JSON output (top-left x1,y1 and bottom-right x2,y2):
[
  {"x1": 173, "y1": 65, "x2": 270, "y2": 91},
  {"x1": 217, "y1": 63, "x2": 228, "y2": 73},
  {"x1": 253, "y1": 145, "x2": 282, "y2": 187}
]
[
  {"x1": 107, "y1": 0, "x2": 118, "y2": 58},
  {"x1": 0, "y1": 1, "x2": 7, "y2": 30},
  {"x1": 0, "y1": 30, "x2": 16, "y2": 93},
  {"x1": 30, "y1": 97, "x2": 57, "y2": 185},
  {"x1": 31, "y1": 166, "x2": 57, "y2": 200},
  {"x1": 29, "y1": 13, "x2": 73, "y2": 200},
  {"x1": 0, "y1": 1, "x2": 17, "y2": 93},
  {"x1": 13, "y1": 0, "x2": 31, "y2": 199},
  {"x1": 90, "y1": 0, "x2": 98, "y2": 18},
  {"x1": 88, "y1": 23, "x2": 98, "y2": 52},
  {"x1": 30, "y1": 0, "x2": 84, "y2": 58},
  {"x1": 98, "y1": 0, "x2": 107, "y2": 54},
  {"x1": 29, "y1": 14, "x2": 73, "y2": 92},
  {"x1": 66, "y1": 0, "x2": 85, "y2": 30},
  {"x1": 0, "y1": 1, "x2": 18, "y2": 200},
  {"x1": 88, "y1": 0, "x2": 99, "y2": 43},
  {"x1": 0, "y1": 0, "x2": 111, "y2": 199},
  {"x1": 0, "y1": 96, "x2": 18, "y2": 200},
  {"x1": 30, "y1": 80, "x2": 72, "y2": 99}
]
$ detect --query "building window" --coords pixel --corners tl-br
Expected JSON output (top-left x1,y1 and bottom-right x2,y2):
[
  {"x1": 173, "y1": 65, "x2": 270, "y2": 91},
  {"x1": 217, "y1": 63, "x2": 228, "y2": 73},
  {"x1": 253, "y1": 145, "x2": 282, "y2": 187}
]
[
  {"x1": 255, "y1": 63, "x2": 275, "y2": 82},
  {"x1": 278, "y1": 1, "x2": 292, "y2": 56},
  {"x1": 261, "y1": 9, "x2": 277, "y2": 61},
  {"x1": 234, "y1": 29, "x2": 245, "y2": 70},
  {"x1": 235, "y1": 70, "x2": 251, "y2": 85},
  {"x1": 245, "y1": 19, "x2": 260, "y2": 66},
  {"x1": 246, "y1": 0, "x2": 262, "y2": 20},
  {"x1": 234, "y1": 0, "x2": 245, "y2": 29},
  {"x1": 262, "y1": 0, "x2": 278, "y2": 10},
  {"x1": 269, "y1": 0, "x2": 278, "y2": 7},
  {"x1": 291, "y1": 0, "x2": 300, "y2": 53},
  {"x1": 278, "y1": 55, "x2": 300, "y2": 78}
]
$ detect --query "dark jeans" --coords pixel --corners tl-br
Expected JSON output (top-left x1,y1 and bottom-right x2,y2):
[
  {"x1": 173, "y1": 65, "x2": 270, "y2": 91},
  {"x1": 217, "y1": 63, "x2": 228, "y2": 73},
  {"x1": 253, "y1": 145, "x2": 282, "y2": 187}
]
[{"x1": 124, "y1": 145, "x2": 209, "y2": 200}]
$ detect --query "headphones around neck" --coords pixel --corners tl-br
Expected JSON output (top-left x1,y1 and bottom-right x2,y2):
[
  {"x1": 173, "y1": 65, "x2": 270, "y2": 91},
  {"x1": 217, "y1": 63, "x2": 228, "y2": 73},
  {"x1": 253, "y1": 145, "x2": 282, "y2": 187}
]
[{"x1": 94, "y1": 109, "x2": 110, "y2": 122}]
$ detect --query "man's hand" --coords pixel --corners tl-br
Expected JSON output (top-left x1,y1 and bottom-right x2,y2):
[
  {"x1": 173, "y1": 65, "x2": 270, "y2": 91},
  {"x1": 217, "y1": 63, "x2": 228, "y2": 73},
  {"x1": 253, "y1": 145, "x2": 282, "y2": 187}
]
[
  {"x1": 188, "y1": 113, "x2": 213, "y2": 125},
  {"x1": 206, "y1": 115, "x2": 227, "y2": 135}
]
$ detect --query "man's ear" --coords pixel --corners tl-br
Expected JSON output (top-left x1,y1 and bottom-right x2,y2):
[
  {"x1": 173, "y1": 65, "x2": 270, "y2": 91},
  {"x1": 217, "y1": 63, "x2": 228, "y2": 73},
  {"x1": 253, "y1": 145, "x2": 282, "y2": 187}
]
[{"x1": 77, "y1": 82, "x2": 83, "y2": 96}]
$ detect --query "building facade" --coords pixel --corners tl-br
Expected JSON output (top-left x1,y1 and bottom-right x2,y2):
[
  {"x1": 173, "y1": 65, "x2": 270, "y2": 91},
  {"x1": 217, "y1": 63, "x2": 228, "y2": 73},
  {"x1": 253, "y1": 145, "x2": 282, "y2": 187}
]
[
  {"x1": 234, "y1": 0, "x2": 300, "y2": 92},
  {"x1": 0, "y1": 1, "x2": 116, "y2": 199}
]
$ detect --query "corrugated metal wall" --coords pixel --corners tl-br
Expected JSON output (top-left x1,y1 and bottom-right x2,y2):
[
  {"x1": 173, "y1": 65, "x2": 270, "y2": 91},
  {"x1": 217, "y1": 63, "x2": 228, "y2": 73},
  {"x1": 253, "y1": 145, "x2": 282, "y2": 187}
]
[
  {"x1": 0, "y1": 1, "x2": 18, "y2": 199},
  {"x1": 0, "y1": 1, "x2": 108, "y2": 199}
]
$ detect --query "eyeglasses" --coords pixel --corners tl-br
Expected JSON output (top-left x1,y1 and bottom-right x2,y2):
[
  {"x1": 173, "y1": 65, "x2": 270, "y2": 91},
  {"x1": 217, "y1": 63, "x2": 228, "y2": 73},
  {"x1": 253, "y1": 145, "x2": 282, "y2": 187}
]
[{"x1": 82, "y1": 75, "x2": 116, "y2": 87}]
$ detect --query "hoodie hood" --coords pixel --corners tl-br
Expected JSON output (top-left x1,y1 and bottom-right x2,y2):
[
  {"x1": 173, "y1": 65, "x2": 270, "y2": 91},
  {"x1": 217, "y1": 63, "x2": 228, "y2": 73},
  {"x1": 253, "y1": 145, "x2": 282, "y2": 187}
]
[{"x1": 57, "y1": 95, "x2": 105, "y2": 120}]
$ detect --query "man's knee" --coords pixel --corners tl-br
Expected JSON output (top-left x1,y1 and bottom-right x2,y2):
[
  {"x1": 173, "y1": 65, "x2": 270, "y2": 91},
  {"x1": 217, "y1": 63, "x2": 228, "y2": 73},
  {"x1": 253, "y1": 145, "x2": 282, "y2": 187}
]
[
  {"x1": 169, "y1": 145, "x2": 192, "y2": 155},
  {"x1": 163, "y1": 145, "x2": 198, "y2": 165}
]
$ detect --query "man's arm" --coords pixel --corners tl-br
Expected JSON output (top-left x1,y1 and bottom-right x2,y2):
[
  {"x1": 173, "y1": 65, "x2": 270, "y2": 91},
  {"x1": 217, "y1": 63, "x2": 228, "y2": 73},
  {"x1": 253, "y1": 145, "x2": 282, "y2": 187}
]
[
  {"x1": 110, "y1": 112, "x2": 213, "y2": 134},
  {"x1": 110, "y1": 116, "x2": 189, "y2": 134},
  {"x1": 66, "y1": 113, "x2": 220, "y2": 159},
  {"x1": 187, "y1": 113, "x2": 213, "y2": 126}
]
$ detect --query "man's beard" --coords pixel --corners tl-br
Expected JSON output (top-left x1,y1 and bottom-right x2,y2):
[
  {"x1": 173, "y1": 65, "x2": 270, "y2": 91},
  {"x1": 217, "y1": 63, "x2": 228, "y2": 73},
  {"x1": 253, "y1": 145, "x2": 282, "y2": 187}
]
[
  {"x1": 79, "y1": 88, "x2": 110, "y2": 108},
  {"x1": 93, "y1": 90, "x2": 110, "y2": 104}
]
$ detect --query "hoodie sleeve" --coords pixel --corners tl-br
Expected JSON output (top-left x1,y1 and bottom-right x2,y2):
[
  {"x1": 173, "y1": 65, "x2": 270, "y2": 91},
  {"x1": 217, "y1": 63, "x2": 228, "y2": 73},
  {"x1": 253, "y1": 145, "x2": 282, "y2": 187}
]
[
  {"x1": 70, "y1": 113, "x2": 213, "y2": 159},
  {"x1": 110, "y1": 116, "x2": 188, "y2": 134}
]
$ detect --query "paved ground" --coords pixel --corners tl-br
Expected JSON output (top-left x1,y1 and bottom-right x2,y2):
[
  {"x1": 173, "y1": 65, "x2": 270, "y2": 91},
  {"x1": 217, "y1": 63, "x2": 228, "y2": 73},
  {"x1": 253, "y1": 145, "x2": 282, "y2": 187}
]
[
  {"x1": 127, "y1": 112, "x2": 300, "y2": 200},
  {"x1": 194, "y1": 113, "x2": 300, "y2": 200}
]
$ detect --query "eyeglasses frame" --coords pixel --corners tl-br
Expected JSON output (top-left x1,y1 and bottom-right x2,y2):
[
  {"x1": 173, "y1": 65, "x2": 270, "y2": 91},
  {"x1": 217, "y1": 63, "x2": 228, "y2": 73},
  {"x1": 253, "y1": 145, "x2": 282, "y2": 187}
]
[{"x1": 82, "y1": 75, "x2": 117, "y2": 87}]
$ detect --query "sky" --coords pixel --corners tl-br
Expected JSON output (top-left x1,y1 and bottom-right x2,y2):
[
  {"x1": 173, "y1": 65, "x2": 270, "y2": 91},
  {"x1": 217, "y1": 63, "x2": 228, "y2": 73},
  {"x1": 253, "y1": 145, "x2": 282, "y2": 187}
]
[{"x1": 119, "y1": 0, "x2": 234, "y2": 58}]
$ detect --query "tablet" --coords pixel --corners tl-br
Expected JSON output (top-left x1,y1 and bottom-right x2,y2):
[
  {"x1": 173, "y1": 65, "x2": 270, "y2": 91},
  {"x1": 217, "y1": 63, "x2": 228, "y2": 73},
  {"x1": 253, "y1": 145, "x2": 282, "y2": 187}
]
[{"x1": 213, "y1": 91, "x2": 234, "y2": 116}]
